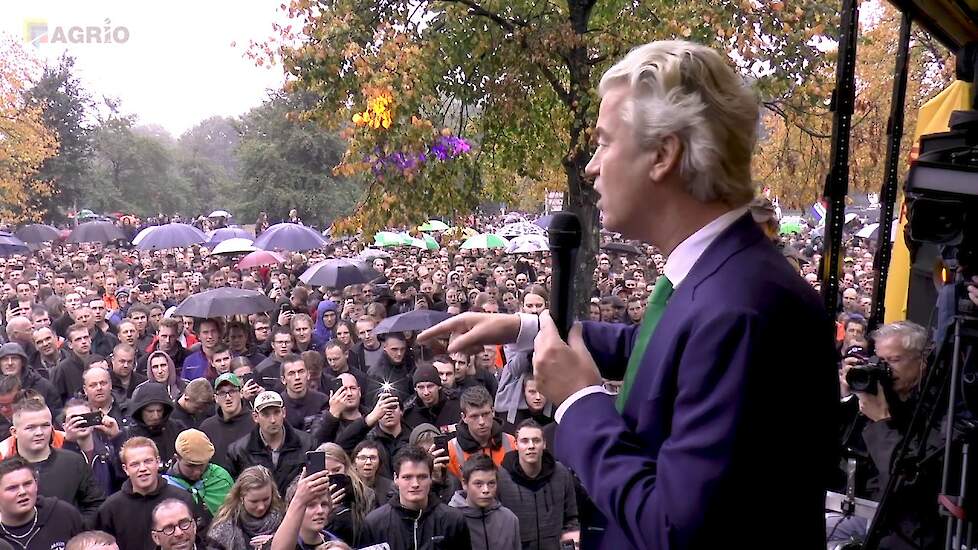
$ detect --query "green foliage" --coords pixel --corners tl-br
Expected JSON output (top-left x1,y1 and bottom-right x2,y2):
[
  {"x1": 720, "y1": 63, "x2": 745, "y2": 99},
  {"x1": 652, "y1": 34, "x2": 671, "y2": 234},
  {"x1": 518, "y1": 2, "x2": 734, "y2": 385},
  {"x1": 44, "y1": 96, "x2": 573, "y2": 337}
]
[
  {"x1": 235, "y1": 90, "x2": 362, "y2": 225},
  {"x1": 24, "y1": 54, "x2": 94, "y2": 220}
]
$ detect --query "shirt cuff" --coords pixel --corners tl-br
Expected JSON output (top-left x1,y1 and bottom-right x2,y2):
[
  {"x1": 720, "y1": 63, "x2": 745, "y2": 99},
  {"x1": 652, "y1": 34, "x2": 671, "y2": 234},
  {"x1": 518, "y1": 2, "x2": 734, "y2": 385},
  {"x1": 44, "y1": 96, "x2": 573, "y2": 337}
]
[
  {"x1": 515, "y1": 313, "x2": 539, "y2": 352},
  {"x1": 555, "y1": 385, "x2": 612, "y2": 423}
]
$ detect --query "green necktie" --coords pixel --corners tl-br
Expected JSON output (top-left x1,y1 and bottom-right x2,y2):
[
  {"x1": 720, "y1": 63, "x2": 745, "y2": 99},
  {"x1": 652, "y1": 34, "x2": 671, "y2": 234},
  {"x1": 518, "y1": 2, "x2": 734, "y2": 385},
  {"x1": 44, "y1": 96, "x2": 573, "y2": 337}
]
[{"x1": 616, "y1": 276, "x2": 674, "y2": 411}]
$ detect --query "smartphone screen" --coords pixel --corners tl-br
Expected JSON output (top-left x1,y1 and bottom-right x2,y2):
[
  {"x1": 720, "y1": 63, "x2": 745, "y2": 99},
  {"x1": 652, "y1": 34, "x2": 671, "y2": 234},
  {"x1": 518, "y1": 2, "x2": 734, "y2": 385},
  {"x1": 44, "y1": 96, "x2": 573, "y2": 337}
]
[
  {"x1": 305, "y1": 451, "x2": 326, "y2": 476},
  {"x1": 433, "y1": 434, "x2": 450, "y2": 453}
]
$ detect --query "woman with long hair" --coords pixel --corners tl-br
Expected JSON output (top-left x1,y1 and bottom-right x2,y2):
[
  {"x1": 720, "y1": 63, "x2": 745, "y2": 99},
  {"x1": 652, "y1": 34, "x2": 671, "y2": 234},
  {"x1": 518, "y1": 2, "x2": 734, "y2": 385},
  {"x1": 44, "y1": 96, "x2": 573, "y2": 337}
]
[
  {"x1": 207, "y1": 466, "x2": 286, "y2": 550},
  {"x1": 333, "y1": 320, "x2": 358, "y2": 352},
  {"x1": 138, "y1": 350, "x2": 187, "y2": 401}
]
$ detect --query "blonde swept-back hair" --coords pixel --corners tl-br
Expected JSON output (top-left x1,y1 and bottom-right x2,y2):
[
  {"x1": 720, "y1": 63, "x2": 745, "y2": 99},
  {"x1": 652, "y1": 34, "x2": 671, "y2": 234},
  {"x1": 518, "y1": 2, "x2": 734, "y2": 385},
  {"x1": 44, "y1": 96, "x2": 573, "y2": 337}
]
[
  {"x1": 211, "y1": 465, "x2": 284, "y2": 527},
  {"x1": 598, "y1": 40, "x2": 759, "y2": 206}
]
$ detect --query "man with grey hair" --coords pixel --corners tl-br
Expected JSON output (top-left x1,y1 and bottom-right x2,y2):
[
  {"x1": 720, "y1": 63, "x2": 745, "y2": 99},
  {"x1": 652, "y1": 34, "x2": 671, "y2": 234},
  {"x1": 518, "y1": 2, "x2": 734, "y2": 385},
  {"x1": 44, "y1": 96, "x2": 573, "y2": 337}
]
[{"x1": 421, "y1": 40, "x2": 838, "y2": 548}]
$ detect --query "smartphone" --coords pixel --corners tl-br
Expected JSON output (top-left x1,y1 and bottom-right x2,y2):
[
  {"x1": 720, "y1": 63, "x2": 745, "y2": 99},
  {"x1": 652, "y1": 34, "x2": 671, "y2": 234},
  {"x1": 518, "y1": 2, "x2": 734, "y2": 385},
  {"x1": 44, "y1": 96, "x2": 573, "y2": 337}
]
[
  {"x1": 328, "y1": 377, "x2": 344, "y2": 394},
  {"x1": 79, "y1": 411, "x2": 103, "y2": 428},
  {"x1": 328, "y1": 473, "x2": 353, "y2": 504},
  {"x1": 239, "y1": 373, "x2": 255, "y2": 386},
  {"x1": 261, "y1": 377, "x2": 280, "y2": 385},
  {"x1": 305, "y1": 451, "x2": 326, "y2": 476},
  {"x1": 433, "y1": 433, "x2": 451, "y2": 454}
]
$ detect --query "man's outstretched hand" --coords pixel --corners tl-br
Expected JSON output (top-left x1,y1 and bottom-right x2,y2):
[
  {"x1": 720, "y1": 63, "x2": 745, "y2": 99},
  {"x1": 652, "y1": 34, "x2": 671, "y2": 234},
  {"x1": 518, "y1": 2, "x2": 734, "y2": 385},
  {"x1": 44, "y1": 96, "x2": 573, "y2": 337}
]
[{"x1": 417, "y1": 312, "x2": 521, "y2": 355}]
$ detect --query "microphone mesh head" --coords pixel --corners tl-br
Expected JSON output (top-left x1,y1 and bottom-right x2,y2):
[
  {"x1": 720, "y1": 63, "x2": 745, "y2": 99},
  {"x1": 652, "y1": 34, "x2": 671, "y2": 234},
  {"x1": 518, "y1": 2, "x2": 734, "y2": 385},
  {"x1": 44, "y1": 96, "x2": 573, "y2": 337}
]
[{"x1": 548, "y1": 212, "x2": 582, "y2": 249}]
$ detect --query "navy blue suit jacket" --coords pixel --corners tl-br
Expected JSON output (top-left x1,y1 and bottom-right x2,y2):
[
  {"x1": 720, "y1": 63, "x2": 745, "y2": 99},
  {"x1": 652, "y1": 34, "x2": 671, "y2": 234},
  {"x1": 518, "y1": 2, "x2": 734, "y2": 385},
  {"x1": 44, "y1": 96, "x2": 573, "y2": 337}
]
[{"x1": 555, "y1": 214, "x2": 839, "y2": 549}]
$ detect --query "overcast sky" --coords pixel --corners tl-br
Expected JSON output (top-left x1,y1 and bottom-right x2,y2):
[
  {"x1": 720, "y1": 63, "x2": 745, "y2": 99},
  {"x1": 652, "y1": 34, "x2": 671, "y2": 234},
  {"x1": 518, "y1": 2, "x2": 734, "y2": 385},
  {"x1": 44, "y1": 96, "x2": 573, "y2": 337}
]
[{"x1": 5, "y1": 0, "x2": 291, "y2": 137}]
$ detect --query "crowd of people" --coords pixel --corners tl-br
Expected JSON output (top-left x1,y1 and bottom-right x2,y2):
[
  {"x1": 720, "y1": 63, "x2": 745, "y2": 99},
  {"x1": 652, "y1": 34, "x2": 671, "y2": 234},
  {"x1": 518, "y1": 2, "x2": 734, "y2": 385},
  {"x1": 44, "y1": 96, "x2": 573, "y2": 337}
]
[{"x1": 0, "y1": 197, "x2": 916, "y2": 550}]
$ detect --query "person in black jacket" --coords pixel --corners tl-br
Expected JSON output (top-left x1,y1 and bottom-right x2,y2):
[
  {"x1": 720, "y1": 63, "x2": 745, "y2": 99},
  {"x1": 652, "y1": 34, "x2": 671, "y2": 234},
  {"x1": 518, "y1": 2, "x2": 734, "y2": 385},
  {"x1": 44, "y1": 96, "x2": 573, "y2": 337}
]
[
  {"x1": 126, "y1": 382, "x2": 186, "y2": 461},
  {"x1": 8, "y1": 395, "x2": 105, "y2": 522},
  {"x1": 365, "y1": 333, "x2": 416, "y2": 405},
  {"x1": 0, "y1": 343, "x2": 61, "y2": 416},
  {"x1": 334, "y1": 393, "x2": 407, "y2": 479},
  {"x1": 402, "y1": 364, "x2": 461, "y2": 432},
  {"x1": 199, "y1": 373, "x2": 255, "y2": 472},
  {"x1": 226, "y1": 391, "x2": 313, "y2": 496},
  {"x1": 61, "y1": 398, "x2": 126, "y2": 497},
  {"x1": 52, "y1": 324, "x2": 92, "y2": 403},
  {"x1": 0, "y1": 457, "x2": 85, "y2": 550},
  {"x1": 109, "y1": 343, "x2": 145, "y2": 402},
  {"x1": 361, "y1": 445, "x2": 470, "y2": 549},
  {"x1": 94, "y1": 437, "x2": 199, "y2": 550}
]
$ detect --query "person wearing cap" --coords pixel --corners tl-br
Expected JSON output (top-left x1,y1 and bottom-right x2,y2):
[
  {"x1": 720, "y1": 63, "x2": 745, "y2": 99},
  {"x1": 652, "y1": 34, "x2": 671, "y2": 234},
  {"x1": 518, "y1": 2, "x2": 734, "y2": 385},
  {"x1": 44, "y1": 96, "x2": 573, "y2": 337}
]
[
  {"x1": 200, "y1": 373, "x2": 256, "y2": 472},
  {"x1": 0, "y1": 342, "x2": 61, "y2": 414},
  {"x1": 107, "y1": 288, "x2": 130, "y2": 327},
  {"x1": 402, "y1": 363, "x2": 461, "y2": 433},
  {"x1": 163, "y1": 428, "x2": 233, "y2": 527},
  {"x1": 227, "y1": 391, "x2": 313, "y2": 495}
]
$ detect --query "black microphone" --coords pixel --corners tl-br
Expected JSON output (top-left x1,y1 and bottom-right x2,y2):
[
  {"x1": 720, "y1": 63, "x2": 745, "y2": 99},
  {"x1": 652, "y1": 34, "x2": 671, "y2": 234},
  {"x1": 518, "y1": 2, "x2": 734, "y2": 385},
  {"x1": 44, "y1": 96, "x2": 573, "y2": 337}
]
[{"x1": 548, "y1": 212, "x2": 583, "y2": 342}]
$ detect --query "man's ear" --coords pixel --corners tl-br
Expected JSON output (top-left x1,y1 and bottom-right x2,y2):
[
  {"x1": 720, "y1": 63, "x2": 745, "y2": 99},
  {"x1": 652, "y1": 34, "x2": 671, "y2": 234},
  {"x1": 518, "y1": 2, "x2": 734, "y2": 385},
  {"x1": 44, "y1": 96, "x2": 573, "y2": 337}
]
[{"x1": 649, "y1": 134, "x2": 683, "y2": 183}]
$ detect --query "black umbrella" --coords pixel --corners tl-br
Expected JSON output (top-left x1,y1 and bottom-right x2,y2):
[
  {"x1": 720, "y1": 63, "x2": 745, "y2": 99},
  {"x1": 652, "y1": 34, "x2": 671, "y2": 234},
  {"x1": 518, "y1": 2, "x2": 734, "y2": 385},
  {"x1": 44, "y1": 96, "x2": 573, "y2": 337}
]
[
  {"x1": 68, "y1": 221, "x2": 125, "y2": 244},
  {"x1": 15, "y1": 224, "x2": 60, "y2": 243},
  {"x1": 299, "y1": 259, "x2": 380, "y2": 288},
  {"x1": 172, "y1": 287, "x2": 276, "y2": 318},
  {"x1": 374, "y1": 309, "x2": 453, "y2": 336},
  {"x1": 0, "y1": 233, "x2": 30, "y2": 256},
  {"x1": 601, "y1": 242, "x2": 642, "y2": 255}
]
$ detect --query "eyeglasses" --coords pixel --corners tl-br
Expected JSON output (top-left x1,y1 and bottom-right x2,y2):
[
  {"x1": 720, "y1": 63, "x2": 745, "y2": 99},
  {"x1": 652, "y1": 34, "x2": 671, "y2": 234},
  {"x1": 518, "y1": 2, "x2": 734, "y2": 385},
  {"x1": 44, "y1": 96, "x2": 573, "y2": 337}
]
[
  {"x1": 355, "y1": 455, "x2": 378, "y2": 462},
  {"x1": 216, "y1": 389, "x2": 240, "y2": 399},
  {"x1": 153, "y1": 518, "x2": 194, "y2": 536}
]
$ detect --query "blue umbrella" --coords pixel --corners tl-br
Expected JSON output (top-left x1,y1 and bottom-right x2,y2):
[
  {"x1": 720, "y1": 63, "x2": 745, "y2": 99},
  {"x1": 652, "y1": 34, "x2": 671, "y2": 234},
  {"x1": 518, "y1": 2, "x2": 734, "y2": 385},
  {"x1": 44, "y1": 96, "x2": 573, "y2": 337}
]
[
  {"x1": 0, "y1": 232, "x2": 30, "y2": 256},
  {"x1": 534, "y1": 215, "x2": 554, "y2": 229},
  {"x1": 253, "y1": 223, "x2": 328, "y2": 252},
  {"x1": 134, "y1": 223, "x2": 208, "y2": 250},
  {"x1": 374, "y1": 309, "x2": 453, "y2": 336},
  {"x1": 207, "y1": 227, "x2": 253, "y2": 247}
]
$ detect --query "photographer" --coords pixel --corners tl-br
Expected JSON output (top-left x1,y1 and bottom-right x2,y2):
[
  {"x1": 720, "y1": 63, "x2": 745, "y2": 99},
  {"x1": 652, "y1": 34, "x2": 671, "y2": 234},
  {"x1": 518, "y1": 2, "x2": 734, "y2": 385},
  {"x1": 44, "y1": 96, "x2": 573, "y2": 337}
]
[{"x1": 832, "y1": 320, "x2": 942, "y2": 548}]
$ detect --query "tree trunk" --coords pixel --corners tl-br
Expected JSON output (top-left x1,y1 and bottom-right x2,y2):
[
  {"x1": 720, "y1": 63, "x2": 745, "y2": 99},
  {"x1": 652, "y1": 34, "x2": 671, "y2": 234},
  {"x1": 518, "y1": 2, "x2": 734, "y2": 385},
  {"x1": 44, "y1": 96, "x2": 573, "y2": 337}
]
[{"x1": 564, "y1": 154, "x2": 599, "y2": 318}]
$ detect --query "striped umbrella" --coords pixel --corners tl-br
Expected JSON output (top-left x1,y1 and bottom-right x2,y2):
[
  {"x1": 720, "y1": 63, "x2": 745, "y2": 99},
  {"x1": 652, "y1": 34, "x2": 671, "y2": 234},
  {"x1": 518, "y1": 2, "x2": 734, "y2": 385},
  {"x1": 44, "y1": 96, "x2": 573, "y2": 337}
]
[{"x1": 460, "y1": 233, "x2": 510, "y2": 250}]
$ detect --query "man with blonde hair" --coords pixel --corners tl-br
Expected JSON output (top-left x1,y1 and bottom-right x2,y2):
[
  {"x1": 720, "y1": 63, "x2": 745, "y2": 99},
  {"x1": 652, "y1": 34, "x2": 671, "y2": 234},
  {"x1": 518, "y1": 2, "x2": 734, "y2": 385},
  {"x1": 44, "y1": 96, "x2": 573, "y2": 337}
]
[{"x1": 421, "y1": 40, "x2": 838, "y2": 548}]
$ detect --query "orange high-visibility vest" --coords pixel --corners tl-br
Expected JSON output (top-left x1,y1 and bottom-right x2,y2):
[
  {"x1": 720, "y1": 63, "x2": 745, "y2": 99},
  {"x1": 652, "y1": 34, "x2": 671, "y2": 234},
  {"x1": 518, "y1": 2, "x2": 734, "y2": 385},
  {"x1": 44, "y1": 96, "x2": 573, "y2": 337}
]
[{"x1": 447, "y1": 433, "x2": 516, "y2": 479}]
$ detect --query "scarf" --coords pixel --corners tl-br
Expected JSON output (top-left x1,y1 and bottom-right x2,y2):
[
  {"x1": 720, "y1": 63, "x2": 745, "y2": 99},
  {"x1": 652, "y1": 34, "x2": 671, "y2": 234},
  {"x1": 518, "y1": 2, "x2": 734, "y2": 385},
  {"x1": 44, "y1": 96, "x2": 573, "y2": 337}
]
[{"x1": 207, "y1": 508, "x2": 284, "y2": 550}]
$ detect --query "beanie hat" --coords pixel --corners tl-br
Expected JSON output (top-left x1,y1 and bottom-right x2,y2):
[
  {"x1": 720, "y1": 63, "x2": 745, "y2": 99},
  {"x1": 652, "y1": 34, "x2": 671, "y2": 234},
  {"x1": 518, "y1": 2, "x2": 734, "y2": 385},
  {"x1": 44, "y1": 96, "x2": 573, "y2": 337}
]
[{"x1": 412, "y1": 364, "x2": 441, "y2": 387}]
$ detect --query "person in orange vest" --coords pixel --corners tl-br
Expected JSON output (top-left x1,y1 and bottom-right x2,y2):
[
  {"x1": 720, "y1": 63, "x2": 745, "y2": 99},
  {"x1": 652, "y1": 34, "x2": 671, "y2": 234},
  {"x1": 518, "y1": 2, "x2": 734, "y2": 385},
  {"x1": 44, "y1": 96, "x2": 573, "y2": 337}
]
[{"x1": 447, "y1": 385, "x2": 516, "y2": 480}]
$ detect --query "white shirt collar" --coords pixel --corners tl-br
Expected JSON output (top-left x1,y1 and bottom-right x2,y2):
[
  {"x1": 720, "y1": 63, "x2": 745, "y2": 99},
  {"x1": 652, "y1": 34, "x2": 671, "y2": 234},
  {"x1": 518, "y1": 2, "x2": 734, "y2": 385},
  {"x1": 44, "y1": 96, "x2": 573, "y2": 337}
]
[{"x1": 663, "y1": 207, "x2": 748, "y2": 289}]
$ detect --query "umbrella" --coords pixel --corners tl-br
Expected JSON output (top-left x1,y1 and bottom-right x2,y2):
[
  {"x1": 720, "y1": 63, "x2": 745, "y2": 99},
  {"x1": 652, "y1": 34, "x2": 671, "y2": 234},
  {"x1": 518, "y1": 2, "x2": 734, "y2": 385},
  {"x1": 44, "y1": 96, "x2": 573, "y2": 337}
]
[
  {"x1": 15, "y1": 224, "x2": 60, "y2": 243},
  {"x1": 0, "y1": 233, "x2": 30, "y2": 256},
  {"x1": 211, "y1": 238, "x2": 256, "y2": 255},
  {"x1": 68, "y1": 221, "x2": 125, "y2": 244},
  {"x1": 207, "y1": 227, "x2": 252, "y2": 246},
  {"x1": 374, "y1": 309, "x2": 454, "y2": 336},
  {"x1": 601, "y1": 242, "x2": 642, "y2": 255},
  {"x1": 779, "y1": 220, "x2": 804, "y2": 235},
  {"x1": 300, "y1": 259, "x2": 380, "y2": 288},
  {"x1": 208, "y1": 210, "x2": 231, "y2": 218},
  {"x1": 358, "y1": 248, "x2": 392, "y2": 261},
  {"x1": 498, "y1": 221, "x2": 546, "y2": 238},
  {"x1": 443, "y1": 226, "x2": 479, "y2": 239},
  {"x1": 374, "y1": 231, "x2": 409, "y2": 247},
  {"x1": 506, "y1": 234, "x2": 549, "y2": 254},
  {"x1": 172, "y1": 287, "x2": 276, "y2": 318},
  {"x1": 237, "y1": 250, "x2": 286, "y2": 269},
  {"x1": 407, "y1": 234, "x2": 439, "y2": 251},
  {"x1": 418, "y1": 220, "x2": 450, "y2": 232},
  {"x1": 855, "y1": 223, "x2": 879, "y2": 239},
  {"x1": 503, "y1": 212, "x2": 524, "y2": 223},
  {"x1": 460, "y1": 233, "x2": 510, "y2": 250},
  {"x1": 534, "y1": 215, "x2": 554, "y2": 229},
  {"x1": 134, "y1": 223, "x2": 208, "y2": 250},
  {"x1": 253, "y1": 223, "x2": 327, "y2": 252}
]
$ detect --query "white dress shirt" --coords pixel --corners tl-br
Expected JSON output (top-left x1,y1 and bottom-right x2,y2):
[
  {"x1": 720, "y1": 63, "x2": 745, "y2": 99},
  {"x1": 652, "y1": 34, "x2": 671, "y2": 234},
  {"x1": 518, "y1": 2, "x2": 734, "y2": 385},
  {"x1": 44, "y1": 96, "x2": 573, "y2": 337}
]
[{"x1": 516, "y1": 207, "x2": 749, "y2": 422}]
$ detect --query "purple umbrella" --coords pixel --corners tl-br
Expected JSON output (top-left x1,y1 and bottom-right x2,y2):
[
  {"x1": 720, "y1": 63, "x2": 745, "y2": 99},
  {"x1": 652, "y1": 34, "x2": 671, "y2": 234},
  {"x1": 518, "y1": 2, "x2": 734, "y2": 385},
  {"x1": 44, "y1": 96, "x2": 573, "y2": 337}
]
[
  {"x1": 68, "y1": 221, "x2": 126, "y2": 244},
  {"x1": 299, "y1": 259, "x2": 380, "y2": 288},
  {"x1": 207, "y1": 226, "x2": 253, "y2": 247},
  {"x1": 0, "y1": 232, "x2": 30, "y2": 256},
  {"x1": 253, "y1": 223, "x2": 327, "y2": 252},
  {"x1": 15, "y1": 224, "x2": 60, "y2": 244},
  {"x1": 134, "y1": 223, "x2": 208, "y2": 250}
]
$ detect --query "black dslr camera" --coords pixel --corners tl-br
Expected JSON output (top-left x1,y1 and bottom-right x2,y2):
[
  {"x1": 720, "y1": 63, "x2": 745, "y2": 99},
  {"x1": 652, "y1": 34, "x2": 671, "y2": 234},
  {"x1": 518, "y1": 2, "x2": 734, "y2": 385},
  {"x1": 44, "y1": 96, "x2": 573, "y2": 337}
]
[{"x1": 844, "y1": 346, "x2": 892, "y2": 395}]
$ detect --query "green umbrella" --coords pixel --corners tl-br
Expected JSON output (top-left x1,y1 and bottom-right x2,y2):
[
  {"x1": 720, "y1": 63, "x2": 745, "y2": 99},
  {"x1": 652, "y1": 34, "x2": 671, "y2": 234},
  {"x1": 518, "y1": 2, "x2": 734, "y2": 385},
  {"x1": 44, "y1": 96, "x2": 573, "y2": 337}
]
[
  {"x1": 418, "y1": 220, "x2": 450, "y2": 232},
  {"x1": 460, "y1": 233, "x2": 510, "y2": 250},
  {"x1": 779, "y1": 220, "x2": 803, "y2": 235},
  {"x1": 407, "y1": 233, "x2": 439, "y2": 250},
  {"x1": 374, "y1": 231, "x2": 409, "y2": 247}
]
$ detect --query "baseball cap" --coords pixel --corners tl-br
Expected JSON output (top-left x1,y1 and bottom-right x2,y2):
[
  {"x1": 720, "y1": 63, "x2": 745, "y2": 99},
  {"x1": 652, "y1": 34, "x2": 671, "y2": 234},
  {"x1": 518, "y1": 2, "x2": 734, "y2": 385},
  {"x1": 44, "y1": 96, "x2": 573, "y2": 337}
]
[
  {"x1": 254, "y1": 391, "x2": 284, "y2": 412},
  {"x1": 175, "y1": 429, "x2": 215, "y2": 465},
  {"x1": 214, "y1": 373, "x2": 242, "y2": 390}
]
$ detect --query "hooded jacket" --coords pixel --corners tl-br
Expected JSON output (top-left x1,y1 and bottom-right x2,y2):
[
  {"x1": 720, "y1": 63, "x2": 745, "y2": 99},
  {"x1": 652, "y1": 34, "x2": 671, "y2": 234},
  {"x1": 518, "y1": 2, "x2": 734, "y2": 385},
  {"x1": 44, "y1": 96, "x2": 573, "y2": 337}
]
[
  {"x1": 126, "y1": 382, "x2": 186, "y2": 460},
  {"x1": 0, "y1": 495, "x2": 84, "y2": 550},
  {"x1": 226, "y1": 422, "x2": 313, "y2": 496},
  {"x1": 495, "y1": 451, "x2": 579, "y2": 550},
  {"x1": 0, "y1": 344, "x2": 62, "y2": 414},
  {"x1": 448, "y1": 491, "x2": 521, "y2": 550},
  {"x1": 94, "y1": 476, "x2": 198, "y2": 550},
  {"x1": 402, "y1": 392, "x2": 461, "y2": 433},
  {"x1": 312, "y1": 300, "x2": 338, "y2": 346},
  {"x1": 366, "y1": 352, "x2": 416, "y2": 405},
  {"x1": 164, "y1": 460, "x2": 233, "y2": 518},
  {"x1": 495, "y1": 351, "x2": 554, "y2": 428},
  {"x1": 200, "y1": 405, "x2": 256, "y2": 472},
  {"x1": 139, "y1": 350, "x2": 188, "y2": 401},
  {"x1": 361, "y1": 493, "x2": 471, "y2": 550},
  {"x1": 33, "y1": 447, "x2": 107, "y2": 523}
]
